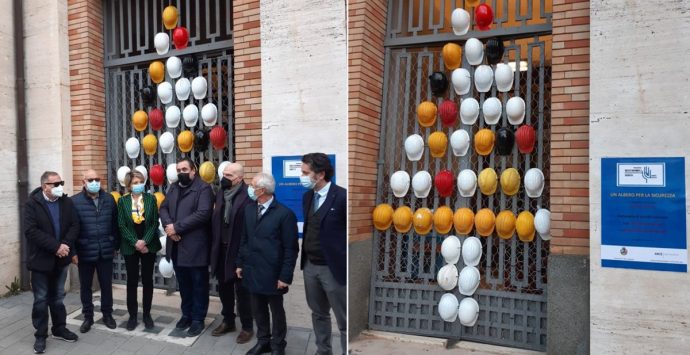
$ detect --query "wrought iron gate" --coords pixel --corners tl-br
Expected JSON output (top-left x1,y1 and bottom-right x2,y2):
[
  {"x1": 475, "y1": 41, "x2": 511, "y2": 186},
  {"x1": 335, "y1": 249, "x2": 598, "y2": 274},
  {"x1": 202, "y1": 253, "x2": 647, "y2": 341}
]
[
  {"x1": 369, "y1": 0, "x2": 552, "y2": 351},
  {"x1": 103, "y1": 0, "x2": 234, "y2": 295}
]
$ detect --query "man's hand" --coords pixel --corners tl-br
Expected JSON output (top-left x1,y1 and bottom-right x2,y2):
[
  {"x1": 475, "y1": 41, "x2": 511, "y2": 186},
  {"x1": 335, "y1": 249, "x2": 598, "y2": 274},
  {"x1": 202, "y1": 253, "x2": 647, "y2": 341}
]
[
  {"x1": 140, "y1": 246, "x2": 149, "y2": 254},
  {"x1": 135, "y1": 240, "x2": 146, "y2": 251},
  {"x1": 164, "y1": 224, "x2": 177, "y2": 236},
  {"x1": 71, "y1": 255, "x2": 78, "y2": 265},
  {"x1": 235, "y1": 268, "x2": 242, "y2": 279},
  {"x1": 277, "y1": 280, "x2": 289, "y2": 289},
  {"x1": 170, "y1": 234, "x2": 181, "y2": 242},
  {"x1": 56, "y1": 244, "x2": 70, "y2": 258}
]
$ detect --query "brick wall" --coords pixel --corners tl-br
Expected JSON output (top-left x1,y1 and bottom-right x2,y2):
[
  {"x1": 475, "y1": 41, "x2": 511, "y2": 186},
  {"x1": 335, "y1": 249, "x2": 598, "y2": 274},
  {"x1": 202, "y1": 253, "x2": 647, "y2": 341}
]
[
  {"x1": 549, "y1": 0, "x2": 590, "y2": 255},
  {"x1": 68, "y1": 0, "x2": 106, "y2": 191},
  {"x1": 233, "y1": 0, "x2": 262, "y2": 178},
  {"x1": 348, "y1": 0, "x2": 387, "y2": 243}
]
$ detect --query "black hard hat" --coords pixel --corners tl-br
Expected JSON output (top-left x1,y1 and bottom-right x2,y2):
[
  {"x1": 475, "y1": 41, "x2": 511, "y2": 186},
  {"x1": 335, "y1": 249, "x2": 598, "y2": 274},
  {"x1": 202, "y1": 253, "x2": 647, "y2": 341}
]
[
  {"x1": 182, "y1": 56, "x2": 198, "y2": 77},
  {"x1": 496, "y1": 127, "x2": 515, "y2": 156},
  {"x1": 485, "y1": 37, "x2": 505, "y2": 65},
  {"x1": 140, "y1": 85, "x2": 157, "y2": 106},
  {"x1": 429, "y1": 71, "x2": 449, "y2": 97},
  {"x1": 194, "y1": 129, "x2": 209, "y2": 151}
]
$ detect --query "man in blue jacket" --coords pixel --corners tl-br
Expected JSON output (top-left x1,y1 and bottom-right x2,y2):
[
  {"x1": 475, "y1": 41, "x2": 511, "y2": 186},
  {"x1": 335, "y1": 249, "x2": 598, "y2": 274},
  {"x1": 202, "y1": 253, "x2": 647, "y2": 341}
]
[
  {"x1": 71, "y1": 169, "x2": 120, "y2": 333},
  {"x1": 236, "y1": 172, "x2": 299, "y2": 355},
  {"x1": 300, "y1": 153, "x2": 346, "y2": 355}
]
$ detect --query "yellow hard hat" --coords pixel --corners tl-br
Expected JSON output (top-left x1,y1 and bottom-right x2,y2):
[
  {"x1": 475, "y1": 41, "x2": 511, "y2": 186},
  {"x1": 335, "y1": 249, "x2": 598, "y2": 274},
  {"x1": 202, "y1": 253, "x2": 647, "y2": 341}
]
[
  {"x1": 393, "y1": 206, "x2": 414, "y2": 233},
  {"x1": 453, "y1": 207, "x2": 475, "y2": 235},
  {"x1": 495, "y1": 210, "x2": 516, "y2": 240},
  {"x1": 373, "y1": 204, "x2": 395, "y2": 231},
  {"x1": 417, "y1": 101, "x2": 437, "y2": 128},
  {"x1": 413, "y1": 208, "x2": 433, "y2": 235},
  {"x1": 500, "y1": 168, "x2": 521, "y2": 196},
  {"x1": 478, "y1": 168, "x2": 498, "y2": 195},
  {"x1": 148, "y1": 61, "x2": 165, "y2": 84},
  {"x1": 474, "y1": 129, "x2": 495, "y2": 156},
  {"x1": 199, "y1": 161, "x2": 216, "y2": 183},
  {"x1": 442, "y1": 43, "x2": 462, "y2": 71},
  {"x1": 154, "y1": 191, "x2": 165, "y2": 209},
  {"x1": 475, "y1": 208, "x2": 495, "y2": 237},
  {"x1": 132, "y1": 110, "x2": 148, "y2": 132},
  {"x1": 177, "y1": 130, "x2": 194, "y2": 153},
  {"x1": 142, "y1": 134, "x2": 158, "y2": 156},
  {"x1": 428, "y1": 131, "x2": 448, "y2": 158},
  {"x1": 516, "y1": 211, "x2": 535, "y2": 242},
  {"x1": 433, "y1": 206, "x2": 454, "y2": 234},
  {"x1": 110, "y1": 191, "x2": 121, "y2": 204},
  {"x1": 162, "y1": 5, "x2": 179, "y2": 30}
]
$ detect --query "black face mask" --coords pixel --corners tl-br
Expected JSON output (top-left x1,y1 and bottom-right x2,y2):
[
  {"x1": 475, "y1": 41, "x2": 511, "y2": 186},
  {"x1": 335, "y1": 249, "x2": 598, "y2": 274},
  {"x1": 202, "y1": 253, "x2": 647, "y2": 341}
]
[
  {"x1": 220, "y1": 177, "x2": 233, "y2": 189},
  {"x1": 177, "y1": 173, "x2": 192, "y2": 186}
]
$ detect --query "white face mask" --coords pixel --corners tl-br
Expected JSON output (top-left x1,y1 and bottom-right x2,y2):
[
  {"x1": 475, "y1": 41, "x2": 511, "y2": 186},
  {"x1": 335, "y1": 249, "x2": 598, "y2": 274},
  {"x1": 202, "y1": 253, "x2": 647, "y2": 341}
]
[
  {"x1": 51, "y1": 185, "x2": 64, "y2": 198},
  {"x1": 300, "y1": 175, "x2": 316, "y2": 189}
]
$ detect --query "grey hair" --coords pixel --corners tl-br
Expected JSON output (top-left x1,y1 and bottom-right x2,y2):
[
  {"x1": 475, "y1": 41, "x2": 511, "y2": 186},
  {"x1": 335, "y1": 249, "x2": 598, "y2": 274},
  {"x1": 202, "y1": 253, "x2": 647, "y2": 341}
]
[
  {"x1": 40, "y1": 171, "x2": 59, "y2": 185},
  {"x1": 255, "y1": 173, "x2": 276, "y2": 194}
]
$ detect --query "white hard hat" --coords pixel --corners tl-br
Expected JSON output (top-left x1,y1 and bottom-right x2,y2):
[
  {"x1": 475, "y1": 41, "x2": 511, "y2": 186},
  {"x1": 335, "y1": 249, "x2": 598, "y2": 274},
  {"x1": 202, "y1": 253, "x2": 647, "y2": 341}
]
[
  {"x1": 506, "y1": 96, "x2": 526, "y2": 125},
  {"x1": 158, "y1": 257, "x2": 174, "y2": 278},
  {"x1": 166, "y1": 56, "x2": 182, "y2": 79},
  {"x1": 474, "y1": 65, "x2": 493, "y2": 93},
  {"x1": 450, "y1": 129, "x2": 470, "y2": 156},
  {"x1": 182, "y1": 104, "x2": 199, "y2": 127},
  {"x1": 438, "y1": 293, "x2": 459, "y2": 322},
  {"x1": 482, "y1": 97, "x2": 502, "y2": 125},
  {"x1": 495, "y1": 63, "x2": 514, "y2": 92},
  {"x1": 166, "y1": 163, "x2": 179, "y2": 184},
  {"x1": 157, "y1": 82, "x2": 173, "y2": 105},
  {"x1": 165, "y1": 106, "x2": 181, "y2": 128},
  {"x1": 411, "y1": 171, "x2": 432, "y2": 198},
  {"x1": 390, "y1": 171, "x2": 411, "y2": 198},
  {"x1": 460, "y1": 98, "x2": 479, "y2": 125},
  {"x1": 158, "y1": 235, "x2": 167, "y2": 255},
  {"x1": 159, "y1": 132, "x2": 175, "y2": 154},
  {"x1": 524, "y1": 168, "x2": 545, "y2": 198},
  {"x1": 125, "y1": 137, "x2": 140, "y2": 159},
  {"x1": 458, "y1": 297, "x2": 479, "y2": 327},
  {"x1": 437, "y1": 264, "x2": 459, "y2": 291},
  {"x1": 191, "y1": 76, "x2": 207, "y2": 100},
  {"x1": 217, "y1": 161, "x2": 231, "y2": 179},
  {"x1": 154, "y1": 32, "x2": 169, "y2": 55},
  {"x1": 441, "y1": 235, "x2": 462, "y2": 264},
  {"x1": 534, "y1": 208, "x2": 551, "y2": 241},
  {"x1": 117, "y1": 166, "x2": 131, "y2": 187},
  {"x1": 451, "y1": 68, "x2": 472, "y2": 96},
  {"x1": 404, "y1": 134, "x2": 425, "y2": 161},
  {"x1": 201, "y1": 103, "x2": 218, "y2": 126},
  {"x1": 457, "y1": 169, "x2": 477, "y2": 197},
  {"x1": 458, "y1": 266, "x2": 480, "y2": 296},
  {"x1": 175, "y1": 78, "x2": 191, "y2": 101},
  {"x1": 451, "y1": 8, "x2": 470, "y2": 36},
  {"x1": 464, "y1": 38, "x2": 484, "y2": 66},
  {"x1": 462, "y1": 236, "x2": 482, "y2": 267},
  {"x1": 134, "y1": 165, "x2": 148, "y2": 183}
]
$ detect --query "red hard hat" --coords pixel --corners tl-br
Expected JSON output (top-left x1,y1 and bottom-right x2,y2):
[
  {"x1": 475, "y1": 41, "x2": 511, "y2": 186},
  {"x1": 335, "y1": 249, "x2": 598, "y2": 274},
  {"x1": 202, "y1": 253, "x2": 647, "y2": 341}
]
[
  {"x1": 209, "y1": 126, "x2": 227, "y2": 150},
  {"x1": 439, "y1": 100, "x2": 458, "y2": 128},
  {"x1": 475, "y1": 4, "x2": 494, "y2": 31},
  {"x1": 150, "y1": 164, "x2": 165, "y2": 186},
  {"x1": 149, "y1": 108, "x2": 164, "y2": 131},
  {"x1": 516, "y1": 124, "x2": 536, "y2": 154},
  {"x1": 172, "y1": 26, "x2": 189, "y2": 49},
  {"x1": 434, "y1": 169, "x2": 455, "y2": 197}
]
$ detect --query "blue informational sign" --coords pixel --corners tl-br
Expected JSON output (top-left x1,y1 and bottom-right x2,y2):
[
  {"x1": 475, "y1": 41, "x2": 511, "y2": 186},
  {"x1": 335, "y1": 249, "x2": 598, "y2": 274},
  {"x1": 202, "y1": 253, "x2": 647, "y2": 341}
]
[
  {"x1": 601, "y1": 157, "x2": 687, "y2": 272},
  {"x1": 271, "y1": 155, "x2": 336, "y2": 238}
]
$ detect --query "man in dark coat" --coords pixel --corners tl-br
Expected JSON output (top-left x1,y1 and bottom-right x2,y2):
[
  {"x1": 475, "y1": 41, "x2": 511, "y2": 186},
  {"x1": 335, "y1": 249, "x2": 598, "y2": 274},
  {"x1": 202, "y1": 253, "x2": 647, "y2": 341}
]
[
  {"x1": 209, "y1": 162, "x2": 254, "y2": 342},
  {"x1": 24, "y1": 171, "x2": 80, "y2": 354},
  {"x1": 236, "y1": 172, "x2": 299, "y2": 355},
  {"x1": 71, "y1": 169, "x2": 120, "y2": 333},
  {"x1": 159, "y1": 158, "x2": 214, "y2": 337},
  {"x1": 299, "y1": 153, "x2": 347, "y2": 355}
]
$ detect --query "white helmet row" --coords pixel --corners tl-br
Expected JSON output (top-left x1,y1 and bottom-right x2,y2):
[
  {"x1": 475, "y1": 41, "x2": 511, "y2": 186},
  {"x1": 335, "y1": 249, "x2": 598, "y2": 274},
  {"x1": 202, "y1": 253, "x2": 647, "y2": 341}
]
[
  {"x1": 451, "y1": 8, "x2": 470, "y2": 36},
  {"x1": 437, "y1": 264, "x2": 459, "y2": 291},
  {"x1": 154, "y1": 32, "x2": 169, "y2": 55},
  {"x1": 465, "y1": 38, "x2": 483, "y2": 66},
  {"x1": 474, "y1": 65, "x2": 493, "y2": 93},
  {"x1": 452, "y1": 68, "x2": 471, "y2": 96},
  {"x1": 506, "y1": 96, "x2": 526, "y2": 125},
  {"x1": 166, "y1": 56, "x2": 182, "y2": 79},
  {"x1": 390, "y1": 171, "x2": 410, "y2": 198},
  {"x1": 191, "y1": 76, "x2": 207, "y2": 100},
  {"x1": 462, "y1": 236, "x2": 482, "y2": 267},
  {"x1": 458, "y1": 297, "x2": 479, "y2": 327},
  {"x1": 158, "y1": 257, "x2": 174, "y2": 278},
  {"x1": 534, "y1": 208, "x2": 551, "y2": 240},
  {"x1": 438, "y1": 293, "x2": 459, "y2": 322},
  {"x1": 495, "y1": 63, "x2": 514, "y2": 92},
  {"x1": 201, "y1": 103, "x2": 218, "y2": 126},
  {"x1": 457, "y1": 169, "x2": 477, "y2": 197},
  {"x1": 458, "y1": 266, "x2": 480, "y2": 296},
  {"x1": 460, "y1": 98, "x2": 479, "y2": 125},
  {"x1": 441, "y1": 235, "x2": 462, "y2": 264},
  {"x1": 482, "y1": 97, "x2": 502, "y2": 125},
  {"x1": 158, "y1": 82, "x2": 174, "y2": 104},
  {"x1": 450, "y1": 129, "x2": 470, "y2": 156},
  {"x1": 165, "y1": 106, "x2": 181, "y2": 128},
  {"x1": 412, "y1": 171, "x2": 432, "y2": 198},
  {"x1": 117, "y1": 166, "x2": 131, "y2": 187},
  {"x1": 166, "y1": 163, "x2": 179, "y2": 183},
  {"x1": 125, "y1": 137, "x2": 140, "y2": 159},
  {"x1": 183, "y1": 104, "x2": 199, "y2": 127},
  {"x1": 524, "y1": 168, "x2": 545, "y2": 198},
  {"x1": 159, "y1": 132, "x2": 175, "y2": 154},
  {"x1": 175, "y1": 77, "x2": 191, "y2": 101},
  {"x1": 405, "y1": 134, "x2": 424, "y2": 161}
]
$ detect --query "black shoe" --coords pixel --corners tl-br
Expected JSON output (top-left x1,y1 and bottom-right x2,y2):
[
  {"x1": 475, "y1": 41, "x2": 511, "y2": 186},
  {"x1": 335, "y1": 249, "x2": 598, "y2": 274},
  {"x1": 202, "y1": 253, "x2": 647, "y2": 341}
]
[
  {"x1": 80, "y1": 318, "x2": 94, "y2": 333},
  {"x1": 246, "y1": 342, "x2": 272, "y2": 355},
  {"x1": 126, "y1": 316, "x2": 138, "y2": 331},
  {"x1": 52, "y1": 327, "x2": 78, "y2": 342},
  {"x1": 143, "y1": 314, "x2": 155, "y2": 329},
  {"x1": 33, "y1": 337, "x2": 46, "y2": 354},
  {"x1": 186, "y1": 321, "x2": 205, "y2": 337},
  {"x1": 175, "y1": 317, "x2": 192, "y2": 330},
  {"x1": 102, "y1": 314, "x2": 117, "y2": 329}
]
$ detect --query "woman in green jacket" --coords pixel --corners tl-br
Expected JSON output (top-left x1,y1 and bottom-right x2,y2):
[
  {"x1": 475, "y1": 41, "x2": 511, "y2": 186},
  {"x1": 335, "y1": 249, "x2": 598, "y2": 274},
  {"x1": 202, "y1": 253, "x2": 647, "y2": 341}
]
[{"x1": 117, "y1": 170, "x2": 161, "y2": 331}]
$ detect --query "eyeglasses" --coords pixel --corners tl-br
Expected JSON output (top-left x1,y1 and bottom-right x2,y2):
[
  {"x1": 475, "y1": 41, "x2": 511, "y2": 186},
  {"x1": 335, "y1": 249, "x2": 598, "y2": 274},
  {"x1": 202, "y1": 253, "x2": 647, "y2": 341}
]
[
  {"x1": 86, "y1": 178, "x2": 101, "y2": 183},
  {"x1": 45, "y1": 181, "x2": 65, "y2": 187}
]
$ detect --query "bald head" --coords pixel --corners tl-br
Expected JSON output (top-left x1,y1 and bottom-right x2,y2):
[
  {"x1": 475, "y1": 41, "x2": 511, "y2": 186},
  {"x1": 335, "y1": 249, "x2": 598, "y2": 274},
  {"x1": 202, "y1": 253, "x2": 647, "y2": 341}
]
[
  {"x1": 222, "y1": 162, "x2": 244, "y2": 187},
  {"x1": 83, "y1": 169, "x2": 98, "y2": 181}
]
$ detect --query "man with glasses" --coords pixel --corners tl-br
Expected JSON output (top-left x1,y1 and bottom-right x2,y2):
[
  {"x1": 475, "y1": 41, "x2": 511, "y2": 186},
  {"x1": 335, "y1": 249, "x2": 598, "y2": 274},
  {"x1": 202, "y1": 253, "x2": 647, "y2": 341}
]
[
  {"x1": 24, "y1": 171, "x2": 80, "y2": 354},
  {"x1": 71, "y1": 169, "x2": 120, "y2": 333}
]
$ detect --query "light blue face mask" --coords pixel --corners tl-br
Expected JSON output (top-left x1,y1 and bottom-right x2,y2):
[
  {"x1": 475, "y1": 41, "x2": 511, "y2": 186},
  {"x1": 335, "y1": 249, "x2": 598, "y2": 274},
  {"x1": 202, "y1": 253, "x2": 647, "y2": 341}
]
[
  {"x1": 300, "y1": 175, "x2": 316, "y2": 189},
  {"x1": 86, "y1": 181, "x2": 101, "y2": 193},
  {"x1": 247, "y1": 186, "x2": 257, "y2": 201},
  {"x1": 132, "y1": 183, "x2": 146, "y2": 194}
]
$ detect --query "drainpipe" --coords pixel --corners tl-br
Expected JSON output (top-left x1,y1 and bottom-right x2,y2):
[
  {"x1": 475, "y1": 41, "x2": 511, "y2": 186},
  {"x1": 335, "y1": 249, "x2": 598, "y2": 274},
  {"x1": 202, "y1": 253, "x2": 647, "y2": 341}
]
[{"x1": 13, "y1": 0, "x2": 29, "y2": 290}]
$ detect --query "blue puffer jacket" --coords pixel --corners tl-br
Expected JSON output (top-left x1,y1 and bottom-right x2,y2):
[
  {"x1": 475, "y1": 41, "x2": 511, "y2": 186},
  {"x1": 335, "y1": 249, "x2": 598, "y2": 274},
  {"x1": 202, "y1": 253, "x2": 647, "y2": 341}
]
[{"x1": 71, "y1": 188, "x2": 120, "y2": 263}]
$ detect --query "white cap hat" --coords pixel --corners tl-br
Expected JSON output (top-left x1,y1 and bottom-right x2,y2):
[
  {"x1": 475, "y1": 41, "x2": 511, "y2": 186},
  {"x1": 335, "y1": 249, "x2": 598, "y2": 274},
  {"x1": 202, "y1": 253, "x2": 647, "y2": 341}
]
[
  {"x1": 175, "y1": 78, "x2": 191, "y2": 101},
  {"x1": 125, "y1": 137, "x2": 140, "y2": 159},
  {"x1": 495, "y1": 63, "x2": 514, "y2": 92},
  {"x1": 117, "y1": 166, "x2": 131, "y2": 187},
  {"x1": 458, "y1": 266, "x2": 480, "y2": 296},
  {"x1": 411, "y1": 171, "x2": 432, "y2": 198},
  {"x1": 482, "y1": 97, "x2": 502, "y2": 125},
  {"x1": 154, "y1": 32, "x2": 169, "y2": 55},
  {"x1": 191, "y1": 76, "x2": 208, "y2": 100},
  {"x1": 166, "y1": 163, "x2": 179, "y2": 183},
  {"x1": 165, "y1": 106, "x2": 181, "y2": 128},
  {"x1": 437, "y1": 264, "x2": 459, "y2": 291},
  {"x1": 457, "y1": 169, "x2": 477, "y2": 197},
  {"x1": 506, "y1": 96, "x2": 526, "y2": 125},
  {"x1": 166, "y1": 56, "x2": 182, "y2": 79},
  {"x1": 390, "y1": 170, "x2": 411, "y2": 198},
  {"x1": 451, "y1": 68, "x2": 472, "y2": 96},
  {"x1": 462, "y1": 236, "x2": 483, "y2": 267},
  {"x1": 159, "y1": 132, "x2": 175, "y2": 154},
  {"x1": 460, "y1": 98, "x2": 479, "y2": 125},
  {"x1": 158, "y1": 257, "x2": 174, "y2": 278},
  {"x1": 534, "y1": 208, "x2": 551, "y2": 241},
  {"x1": 474, "y1": 65, "x2": 493, "y2": 93},
  {"x1": 441, "y1": 235, "x2": 462, "y2": 264},
  {"x1": 182, "y1": 104, "x2": 199, "y2": 127},
  {"x1": 404, "y1": 134, "x2": 425, "y2": 161},
  {"x1": 524, "y1": 168, "x2": 545, "y2": 198},
  {"x1": 438, "y1": 293, "x2": 460, "y2": 322},
  {"x1": 464, "y1": 38, "x2": 484, "y2": 66},
  {"x1": 451, "y1": 8, "x2": 470, "y2": 36},
  {"x1": 201, "y1": 103, "x2": 218, "y2": 127},
  {"x1": 458, "y1": 297, "x2": 479, "y2": 327},
  {"x1": 134, "y1": 165, "x2": 148, "y2": 183},
  {"x1": 157, "y1": 82, "x2": 174, "y2": 104},
  {"x1": 450, "y1": 129, "x2": 470, "y2": 156}
]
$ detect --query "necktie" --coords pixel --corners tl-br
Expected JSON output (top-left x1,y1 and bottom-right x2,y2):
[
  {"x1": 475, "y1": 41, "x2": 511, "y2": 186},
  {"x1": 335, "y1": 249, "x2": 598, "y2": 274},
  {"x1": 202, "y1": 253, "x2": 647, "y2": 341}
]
[
  {"x1": 257, "y1": 204, "x2": 264, "y2": 219},
  {"x1": 312, "y1": 193, "x2": 320, "y2": 214}
]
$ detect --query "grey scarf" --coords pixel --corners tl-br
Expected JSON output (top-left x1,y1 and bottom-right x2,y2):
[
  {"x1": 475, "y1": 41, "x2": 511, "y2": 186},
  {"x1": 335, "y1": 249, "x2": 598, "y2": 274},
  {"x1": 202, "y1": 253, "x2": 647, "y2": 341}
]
[{"x1": 223, "y1": 183, "x2": 241, "y2": 224}]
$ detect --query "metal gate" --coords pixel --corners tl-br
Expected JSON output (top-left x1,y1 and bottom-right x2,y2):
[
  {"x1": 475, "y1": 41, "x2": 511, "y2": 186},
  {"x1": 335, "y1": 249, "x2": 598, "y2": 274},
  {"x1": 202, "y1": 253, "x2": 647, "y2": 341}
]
[
  {"x1": 103, "y1": 0, "x2": 234, "y2": 295},
  {"x1": 369, "y1": 0, "x2": 552, "y2": 351}
]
